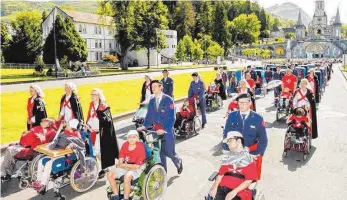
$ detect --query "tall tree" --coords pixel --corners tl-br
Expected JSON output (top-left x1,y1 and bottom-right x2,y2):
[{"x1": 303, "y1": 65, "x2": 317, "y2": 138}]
[
  {"x1": 175, "y1": 39, "x2": 186, "y2": 62},
  {"x1": 229, "y1": 13, "x2": 261, "y2": 44},
  {"x1": 192, "y1": 39, "x2": 203, "y2": 62},
  {"x1": 174, "y1": 1, "x2": 195, "y2": 40},
  {"x1": 43, "y1": 15, "x2": 87, "y2": 64},
  {"x1": 207, "y1": 41, "x2": 224, "y2": 61},
  {"x1": 1, "y1": 22, "x2": 10, "y2": 51},
  {"x1": 182, "y1": 35, "x2": 194, "y2": 61},
  {"x1": 194, "y1": 1, "x2": 213, "y2": 38},
  {"x1": 260, "y1": 8, "x2": 267, "y2": 31},
  {"x1": 134, "y1": 1, "x2": 168, "y2": 69},
  {"x1": 163, "y1": 1, "x2": 177, "y2": 30},
  {"x1": 4, "y1": 11, "x2": 42, "y2": 63},
  {"x1": 212, "y1": 2, "x2": 231, "y2": 57},
  {"x1": 42, "y1": 10, "x2": 48, "y2": 22}
]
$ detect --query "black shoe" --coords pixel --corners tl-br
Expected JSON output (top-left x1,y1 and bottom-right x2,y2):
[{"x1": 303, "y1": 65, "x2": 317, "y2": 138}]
[
  {"x1": 202, "y1": 123, "x2": 206, "y2": 129},
  {"x1": 1, "y1": 174, "x2": 11, "y2": 181},
  {"x1": 98, "y1": 170, "x2": 105, "y2": 179},
  {"x1": 177, "y1": 158, "x2": 183, "y2": 174}
]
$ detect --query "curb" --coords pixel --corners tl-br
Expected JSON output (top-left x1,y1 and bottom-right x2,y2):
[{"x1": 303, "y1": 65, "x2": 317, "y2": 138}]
[
  {"x1": 339, "y1": 65, "x2": 347, "y2": 81},
  {"x1": 0, "y1": 97, "x2": 186, "y2": 152},
  {"x1": 1, "y1": 66, "x2": 215, "y2": 85}
]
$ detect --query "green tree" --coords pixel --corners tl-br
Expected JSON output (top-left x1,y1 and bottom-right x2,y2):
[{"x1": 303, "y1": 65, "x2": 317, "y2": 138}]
[
  {"x1": 134, "y1": 1, "x2": 168, "y2": 69},
  {"x1": 260, "y1": 8, "x2": 267, "y2": 31},
  {"x1": 42, "y1": 10, "x2": 48, "y2": 21},
  {"x1": 194, "y1": 1, "x2": 213, "y2": 38},
  {"x1": 1, "y1": 22, "x2": 11, "y2": 51},
  {"x1": 285, "y1": 32, "x2": 296, "y2": 39},
  {"x1": 273, "y1": 17, "x2": 281, "y2": 31},
  {"x1": 197, "y1": 34, "x2": 213, "y2": 60},
  {"x1": 174, "y1": 1, "x2": 195, "y2": 40},
  {"x1": 4, "y1": 11, "x2": 43, "y2": 63},
  {"x1": 43, "y1": 15, "x2": 87, "y2": 64},
  {"x1": 163, "y1": 1, "x2": 177, "y2": 30},
  {"x1": 175, "y1": 39, "x2": 186, "y2": 62},
  {"x1": 212, "y1": 2, "x2": 231, "y2": 57},
  {"x1": 207, "y1": 41, "x2": 224, "y2": 61},
  {"x1": 229, "y1": 13, "x2": 261, "y2": 44},
  {"x1": 192, "y1": 39, "x2": 203, "y2": 62},
  {"x1": 182, "y1": 35, "x2": 194, "y2": 61}
]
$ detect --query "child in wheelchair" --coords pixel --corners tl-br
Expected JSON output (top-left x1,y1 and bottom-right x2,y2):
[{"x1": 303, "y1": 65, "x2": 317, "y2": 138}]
[
  {"x1": 174, "y1": 98, "x2": 194, "y2": 129},
  {"x1": 278, "y1": 89, "x2": 293, "y2": 109},
  {"x1": 32, "y1": 119, "x2": 86, "y2": 194},
  {"x1": 1, "y1": 118, "x2": 56, "y2": 181},
  {"x1": 107, "y1": 130, "x2": 146, "y2": 200},
  {"x1": 286, "y1": 107, "x2": 310, "y2": 143},
  {"x1": 208, "y1": 131, "x2": 258, "y2": 200}
]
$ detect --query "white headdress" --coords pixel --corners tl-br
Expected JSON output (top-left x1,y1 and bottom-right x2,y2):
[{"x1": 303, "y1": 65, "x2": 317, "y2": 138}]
[
  {"x1": 92, "y1": 88, "x2": 106, "y2": 103},
  {"x1": 65, "y1": 82, "x2": 78, "y2": 94},
  {"x1": 144, "y1": 74, "x2": 152, "y2": 80},
  {"x1": 239, "y1": 79, "x2": 250, "y2": 88},
  {"x1": 30, "y1": 84, "x2": 45, "y2": 97}
]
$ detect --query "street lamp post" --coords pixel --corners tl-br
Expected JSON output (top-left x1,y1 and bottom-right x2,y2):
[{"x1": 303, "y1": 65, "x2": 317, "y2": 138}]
[
  {"x1": 53, "y1": 8, "x2": 58, "y2": 78},
  {"x1": 156, "y1": 28, "x2": 159, "y2": 69},
  {"x1": 204, "y1": 36, "x2": 207, "y2": 67}
]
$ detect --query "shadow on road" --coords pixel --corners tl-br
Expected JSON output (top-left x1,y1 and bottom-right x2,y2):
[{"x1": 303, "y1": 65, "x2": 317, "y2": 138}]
[
  {"x1": 265, "y1": 105, "x2": 277, "y2": 112},
  {"x1": 167, "y1": 175, "x2": 180, "y2": 187},
  {"x1": 1, "y1": 179, "x2": 23, "y2": 198},
  {"x1": 210, "y1": 141, "x2": 223, "y2": 157},
  {"x1": 281, "y1": 146, "x2": 317, "y2": 172},
  {"x1": 30, "y1": 180, "x2": 106, "y2": 200},
  {"x1": 265, "y1": 120, "x2": 288, "y2": 129}
]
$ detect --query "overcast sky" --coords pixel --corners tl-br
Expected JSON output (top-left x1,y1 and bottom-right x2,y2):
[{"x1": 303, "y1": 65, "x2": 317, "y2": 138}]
[{"x1": 258, "y1": 0, "x2": 347, "y2": 23}]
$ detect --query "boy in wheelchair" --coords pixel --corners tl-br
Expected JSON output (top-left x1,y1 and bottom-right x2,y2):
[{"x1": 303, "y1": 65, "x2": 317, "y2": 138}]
[
  {"x1": 278, "y1": 88, "x2": 293, "y2": 109},
  {"x1": 32, "y1": 119, "x2": 86, "y2": 194},
  {"x1": 107, "y1": 130, "x2": 146, "y2": 200},
  {"x1": 286, "y1": 107, "x2": 310, "y2": 143},
  {"x1": 1, "y1": 118, "x2": 56, "y2": 181},
  {"x1": 174, "y1": 98, "x2": 194, "y2": 129},
  {"x1": 208, "y1": 131, "x2": 258, "y2": 200}
]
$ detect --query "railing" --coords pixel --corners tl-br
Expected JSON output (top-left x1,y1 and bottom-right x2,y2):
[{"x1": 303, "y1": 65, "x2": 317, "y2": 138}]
[{"x1": 2, "y1": 63, "x2": 56, "y2": 69}]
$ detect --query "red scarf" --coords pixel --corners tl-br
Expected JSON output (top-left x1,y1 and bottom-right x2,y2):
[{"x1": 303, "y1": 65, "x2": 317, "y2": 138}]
[
  {"x1": 307, "y1": 75, "x2": 316, "y2": 92},
  {"x1": 27, "y1": 97, "x2": 34, "y2": 119},
  {"x1": 87, "y1": 102, "x2": 98, "y2": 121},
  {"x1": 61, "y1": 98, "x2": 74, "y2": 119},
  {"x1": 64, "y1": 130, "x2": 80, "y2": 138}
]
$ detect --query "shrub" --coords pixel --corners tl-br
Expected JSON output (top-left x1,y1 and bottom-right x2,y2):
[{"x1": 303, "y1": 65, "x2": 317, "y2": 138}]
[
  {"x1": 33, "y1": 70, "x2": 46, "y2": 77},
  {"x1": 103, "y1": 54, "x2": 119, "y2": 63},
  {"x1": 214, "y1": 66, "x2": 219, "y2": 71},
  {"x1": 223, "y1": 66, "x2": 227, "y2": 70},
  {"x1": 46, "y1": 68, "x2": 53, "y2": 76}
]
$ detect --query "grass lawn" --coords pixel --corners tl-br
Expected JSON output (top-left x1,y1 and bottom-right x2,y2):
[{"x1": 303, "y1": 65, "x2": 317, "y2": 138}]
[
  {"x1": 1, "y1": 70, "x2": 217, "y2": 144},
  {"x1": 0, "y1": 69, "x2": 50, "y2": 83}
]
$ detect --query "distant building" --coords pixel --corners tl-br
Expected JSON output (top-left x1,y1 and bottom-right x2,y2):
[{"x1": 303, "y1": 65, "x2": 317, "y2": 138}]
[
  {"x1": 270, "y1": 26, "x2": 284, "y2": 38},
  {"x1": 42, "y1": 6, "x2": 177, "y2": 66}
]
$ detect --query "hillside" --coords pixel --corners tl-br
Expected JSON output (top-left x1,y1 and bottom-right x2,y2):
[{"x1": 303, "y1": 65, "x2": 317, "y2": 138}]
[
  {"x1": 266, "y1": 2, "x2": 311, "y2": 26},
  {"x1": 0, "y1": 0, "x2": 98, "y2": 22}
]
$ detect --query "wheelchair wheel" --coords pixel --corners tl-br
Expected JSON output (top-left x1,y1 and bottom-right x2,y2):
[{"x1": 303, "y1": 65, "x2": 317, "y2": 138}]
[
  {"x1": 70, "y1": 157, "x2": 98, "y2": 193},
  {"x1": 29, "y1": 154, "x2": 45, "y2": 181},
  {"x1": 142, "y1": 164, "x2": 167, "y2": 200},
  {"x1": 193, "y1": 116, "x2": 202, "y2": 134}
]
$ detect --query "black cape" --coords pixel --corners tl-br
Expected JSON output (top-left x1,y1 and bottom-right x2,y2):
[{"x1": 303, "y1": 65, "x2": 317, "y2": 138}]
[
  {"x1": 214, "y1": 78, "x2": 227, "y2": 100},
  {"x1": 59, "y1": 92, "x2": 84, "y2": 122},
  {"x1": 27, "y1": 97, "x2": 47, "y2": 130},
  {"x1": 96, "y1": 107, "x2": 119, "y2": 169},
  {"x1": 140, "y1": 81, "x2": 153, "y2": 103},
  {"x1": 306, "y1": 74, "x2": 320, "y2": 103},
  {"x1": 294, "y1": 89, "x2": 318, "y2": 139}
]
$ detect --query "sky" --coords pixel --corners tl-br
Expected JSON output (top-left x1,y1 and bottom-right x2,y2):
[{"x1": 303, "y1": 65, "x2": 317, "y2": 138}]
[{"x1": 258, "y1": 0, "x2": 347, "y2": 23}]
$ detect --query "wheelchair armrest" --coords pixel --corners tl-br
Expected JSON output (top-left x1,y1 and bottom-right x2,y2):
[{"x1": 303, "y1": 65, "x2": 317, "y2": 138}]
[
  {"x1": 248, "y1": 181, "x2": 257, "y2": 190},
  {"x1": 208, "y1": 171, "x2": 219, "y2": 181}
]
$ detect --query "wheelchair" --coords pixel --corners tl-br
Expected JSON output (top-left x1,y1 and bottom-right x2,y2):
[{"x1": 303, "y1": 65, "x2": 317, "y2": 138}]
[
  {"x1": 174, "y1": 97, "x2": 202, "y2": 139},
  {"x1": 33, "y1": 130, "x2": 98, "y2": 200},
  {"x1": 106, "y1": 129, "x2": 167, "y2": 200},
  {"x1": 206, "y1": 93, "x2": 223, "y2": 112}
]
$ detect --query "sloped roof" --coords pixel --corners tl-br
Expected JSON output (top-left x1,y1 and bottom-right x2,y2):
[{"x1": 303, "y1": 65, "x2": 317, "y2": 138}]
[
  {"x1": 334, "y1": 7, "x2": 342, "y2": 26},
  {"x1": 61, "y1": 8, "x2": 114, "y2": 25},
  {"x1": 295, "y1": 10, "x2": 306, "y2": 29}
]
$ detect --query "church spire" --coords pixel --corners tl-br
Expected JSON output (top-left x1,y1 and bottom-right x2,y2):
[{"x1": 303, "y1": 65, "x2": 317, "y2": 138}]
[
  {"x1": 295, "y1": 9, "x2": 305, "y2": 29},
  {"x1": 334, "y1": 7, "x2": 342, "y2": 26}
]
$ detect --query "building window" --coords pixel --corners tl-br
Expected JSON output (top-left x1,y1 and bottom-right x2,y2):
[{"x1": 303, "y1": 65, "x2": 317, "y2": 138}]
[
  {"x1": 99, "y1": 52, "x2": 102, "y2": 60},
  {"x1": 95, "y1": 52, "x2": 98, "y2": 60},
  {"x1": 99, "y1": 41, "x2": 102, "y2": 48},
  {"x1": 95, "y1": 40, "x2": 98, "y2": 48},
  {"x1": 98, "y1": 27, "x2": 101, "y2": 34},
  {"x1": 83, "y1": 25, "x2": 87, "y2": 34},
  {"x1": 109, "y1": 42, "x2": 112, "y2": 49},
  {"x1": 94, "y1": 27, "x2": 98, "y2": 34},
  {"x1": 79, "y1": 24, "x2": 82, "y2": 32}
]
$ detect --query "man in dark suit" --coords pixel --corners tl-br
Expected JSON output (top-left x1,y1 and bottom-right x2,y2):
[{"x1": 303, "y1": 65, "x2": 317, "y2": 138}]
[{"x1": 161, "y1": 69, "x2": 174, "y2": 98}]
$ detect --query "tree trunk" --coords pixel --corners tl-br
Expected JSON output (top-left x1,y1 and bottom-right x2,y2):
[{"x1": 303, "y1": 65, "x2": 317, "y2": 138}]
[
  {"x1": 120, "y1": 51, "x2": 127, "y2": 70},
  {"x1": 147, "y1": 46, "x2": 150, "y2": 69}
]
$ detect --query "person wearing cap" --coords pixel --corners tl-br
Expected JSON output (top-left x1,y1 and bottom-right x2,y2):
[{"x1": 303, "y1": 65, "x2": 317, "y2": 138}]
[
  {"x1": 142, "y1": 80, "x2": 183, "y2": 173},
  {"x1": 33, "y1": 119, "x2": 86, "y2": 194},
  {"x1": 27, "y1": 84, "x2": 47, "y2": 130},
  {"x1": 281, "y1": 68, "x2": 297, "y2": 94},
  {"x1": 107, "y1": 130, "x2": 146, "y2": 200},
  {"x1": 58, "y1": 82, "x2": 84, "y2": 126},
  {"x1": 223, "y1": 93, "x2": 267, "y2": 179},
  {"x1": 161, "y1": 69, "x2": 174, "y2": 98},
  {"x1": 1, "y1": 118, "x2": 56, "y2": 181},
  {"x1": 209, "y1": 131, "x2": 258, "y2": 200},
  {"x1": 188, "y1": 72, "x2": 207, "y2": 128},
  {"x1": 140, "y1": 75, "x2": 153, "y2": 105},
  {"x1": 306, "y1": 68, "x2": 320, "y2": 104}
]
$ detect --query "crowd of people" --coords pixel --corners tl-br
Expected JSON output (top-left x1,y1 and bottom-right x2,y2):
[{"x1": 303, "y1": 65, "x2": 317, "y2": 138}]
[{"x1": 0, "y1": 59, "x2": 336, "y2": 200}]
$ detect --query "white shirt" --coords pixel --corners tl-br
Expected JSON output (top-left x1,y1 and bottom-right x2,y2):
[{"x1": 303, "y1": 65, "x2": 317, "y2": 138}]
[
  {"x1": 87, "y1": 102, "x2": 99, "y2": 131},
  {"x1": 239, "y1": 88, "x2": 248, "y2": 94},
  {"x1": 293, "y1": 89, "x2": 310, "y2": 109},
  {"x1": 240, "y1": 110, "x2": 250, "y2": 120},
  {"x1": 60, "y1": 94, "x2": 73, "y2": 122},
  {"x1": 155, "y1": 92, "x2": 163, "y2": 109}
]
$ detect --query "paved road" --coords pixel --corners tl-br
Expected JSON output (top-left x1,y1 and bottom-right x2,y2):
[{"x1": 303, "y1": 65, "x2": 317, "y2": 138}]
[{"x1": 1, "y1": 64, "x2": 346, "y2": 200}]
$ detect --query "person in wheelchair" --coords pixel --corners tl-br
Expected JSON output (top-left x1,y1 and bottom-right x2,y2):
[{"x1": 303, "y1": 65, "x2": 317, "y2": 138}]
[
  {"x1": 32, "y1": 119, "x2": 86, "y2": 194},
  {"x1": 174, "y1": 99, "x2": 194, "y2": 129},
  {"x1": 278, "y1": 88, "x2": 293, "y2": 109},
  {"x1": 107, "y1": 130, "x2": 146, "y2": 200},
  {"x1": 0, "y1": 118, "x2": 56, "y2": 181},
  {"x1": 207, "y1": 82, "x2": 220, "y2": 97},
  {"x1": 209, "y1": 131, "x2": 258, "y2": 200},
  {"x1": 286, "y1": 107, "x2": 311, "y2": 142}
]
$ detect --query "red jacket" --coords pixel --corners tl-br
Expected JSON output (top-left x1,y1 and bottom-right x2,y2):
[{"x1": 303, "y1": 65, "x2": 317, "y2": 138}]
[
  {"x1": 19, "y1": 126, "x2": 57, "y2": 149},
  {"x1": 180, "y1": 105, "x2": 194, "y2": 118}
]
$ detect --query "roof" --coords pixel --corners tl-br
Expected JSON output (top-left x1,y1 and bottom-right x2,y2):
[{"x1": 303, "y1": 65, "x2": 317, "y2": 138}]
[
  {"x1": 295, "y1": 10, "x2": 306, "y2": 29},
  {"x1": 61, "y1": 8, "x2": 114, "y2": 25},
  {"x1": 282, "y1": 27, "x2": 296, "y2": 33},
  {"x1": 333, "y1": 7, "x2": 342, "y2": 26}
]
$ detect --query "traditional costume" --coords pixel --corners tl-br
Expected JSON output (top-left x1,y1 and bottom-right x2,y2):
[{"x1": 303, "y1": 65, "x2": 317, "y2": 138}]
[
  {"x1": 306, "y1": 73, "x2": 320, "y2": 103},
  {"x1": 214, "y1": 78, "x2": 227, "y2": 100},
  {"x1": 58, "y1": 83, "x2": 84, "y2": 125},
  {"x1": 27, "y1": 84, "x2": 47, "y2": 130}
]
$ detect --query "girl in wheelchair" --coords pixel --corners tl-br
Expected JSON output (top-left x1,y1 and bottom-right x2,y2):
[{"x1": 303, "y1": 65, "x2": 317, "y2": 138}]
[
  {"x1": 107, "y1": 130, "x2": 146, "y2": 200},
  {"x1": 174, "y1": 98, "x2": 194, "y2": 129},
  {"x1": 208, "y1": 131, "x2": 258, "y2": 200},
  {"x1": 286, "y1": 107, "x2": 311, "y2": 142},
  {"x1": 32, "y1": 119, "x2": 86, "y2": 194}
]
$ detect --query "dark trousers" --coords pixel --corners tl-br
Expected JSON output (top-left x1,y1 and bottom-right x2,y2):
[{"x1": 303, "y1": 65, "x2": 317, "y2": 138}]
[
  {"x1": 160, "y1": 139, "x2": 180, "y2": 171},
  {"x1": 215, "y1": 186, "x2": 241, "y2": 200}
]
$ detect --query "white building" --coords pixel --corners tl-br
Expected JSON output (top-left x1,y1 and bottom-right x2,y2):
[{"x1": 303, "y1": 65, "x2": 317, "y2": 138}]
[
  {"x1": 42, "y1": 7, "x2": 120, "y2": 62},
  {"x1": 42, "y1": 7, "x2": 177, "y2": 66}
]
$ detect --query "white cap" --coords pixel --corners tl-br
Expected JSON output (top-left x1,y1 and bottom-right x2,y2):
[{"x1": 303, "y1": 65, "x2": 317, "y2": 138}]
[
  {"x1": 223, "y1": 131, "x2": 243, "y2": 143},
  {"x1": 127, "y1": 130, "x2": 139, "y2": 138},
  {"x1": 68, "y1": 119, "x2": 79, "y2": 130}
]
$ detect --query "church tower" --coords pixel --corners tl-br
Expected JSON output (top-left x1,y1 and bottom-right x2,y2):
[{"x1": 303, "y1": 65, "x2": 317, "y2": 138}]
[
  {"x1": 332, "y1": 7, "x2": 342, "y2": 39},
  {"x1": 295, "y1": 10, "x2": 306, "y2": 40},
  {"x1": 312, "y1": 0, "x2": 328, "y2": 35}
]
